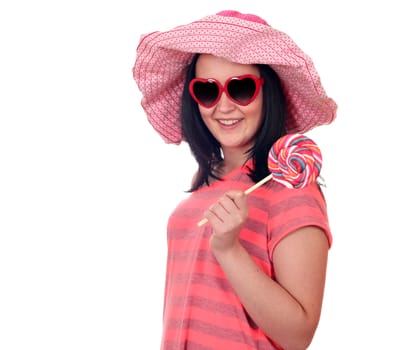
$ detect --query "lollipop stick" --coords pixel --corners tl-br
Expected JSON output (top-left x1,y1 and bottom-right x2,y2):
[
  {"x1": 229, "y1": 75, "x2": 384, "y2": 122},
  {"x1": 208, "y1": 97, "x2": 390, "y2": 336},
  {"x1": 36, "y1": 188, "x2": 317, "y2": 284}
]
[
  {"x1": 197, "y1": 173, "x2": 273, "y2": 227},
  {"x1": 244, "y1": 173, "x2": 273, "y2": 194}
]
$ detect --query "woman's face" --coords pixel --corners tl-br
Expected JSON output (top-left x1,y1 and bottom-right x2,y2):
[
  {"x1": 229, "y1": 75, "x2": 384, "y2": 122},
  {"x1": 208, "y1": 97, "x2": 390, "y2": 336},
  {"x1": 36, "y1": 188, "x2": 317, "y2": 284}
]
[{"x1": 194, "y1": 54, "x2": 264, "y2": 155}]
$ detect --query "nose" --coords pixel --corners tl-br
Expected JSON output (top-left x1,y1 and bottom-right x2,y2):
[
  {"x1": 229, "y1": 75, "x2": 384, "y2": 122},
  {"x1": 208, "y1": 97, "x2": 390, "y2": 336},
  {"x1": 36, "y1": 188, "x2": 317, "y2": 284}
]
[{"x1": 216, "y1": 90, "x2": 236, "y2": 113}]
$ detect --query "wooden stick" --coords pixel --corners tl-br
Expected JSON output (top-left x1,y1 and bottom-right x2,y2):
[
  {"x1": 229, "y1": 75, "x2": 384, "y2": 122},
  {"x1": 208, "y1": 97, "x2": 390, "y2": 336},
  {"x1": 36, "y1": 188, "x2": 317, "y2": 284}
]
[
  {"x1": 243, "y1": 173, "x2": 273, "y2": 195},
  {"x1": 197, "y1": 174, "x2": 273, "y2": 227}
]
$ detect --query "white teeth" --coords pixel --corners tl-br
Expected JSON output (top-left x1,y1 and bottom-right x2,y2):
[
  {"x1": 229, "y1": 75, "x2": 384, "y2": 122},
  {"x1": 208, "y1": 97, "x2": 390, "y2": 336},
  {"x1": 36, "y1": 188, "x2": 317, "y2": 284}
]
[{"x1": 218, "y1": 119, "x2": 239, "y2": 126}]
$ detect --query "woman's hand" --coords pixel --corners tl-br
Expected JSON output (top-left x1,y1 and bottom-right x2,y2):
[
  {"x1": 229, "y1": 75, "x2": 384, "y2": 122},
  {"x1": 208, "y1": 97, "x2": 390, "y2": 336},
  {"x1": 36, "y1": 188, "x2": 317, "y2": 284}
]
[{"x1": 204, "y1": 190, "x2": 248, "y2": 252}]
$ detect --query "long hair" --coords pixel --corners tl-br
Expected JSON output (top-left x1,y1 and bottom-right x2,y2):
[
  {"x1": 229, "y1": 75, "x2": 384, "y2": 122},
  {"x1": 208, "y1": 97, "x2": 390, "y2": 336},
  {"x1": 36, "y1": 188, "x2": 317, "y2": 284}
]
[{"x1": 181, "y1": 54, "x2": 287, "y2": 192}]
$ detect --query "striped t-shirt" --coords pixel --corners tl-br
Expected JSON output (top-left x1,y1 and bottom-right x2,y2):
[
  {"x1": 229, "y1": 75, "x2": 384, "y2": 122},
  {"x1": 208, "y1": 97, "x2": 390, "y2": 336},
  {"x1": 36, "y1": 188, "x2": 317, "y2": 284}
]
[{"x1": 161, "y1": 162, "x2": 332, "y2": 350}]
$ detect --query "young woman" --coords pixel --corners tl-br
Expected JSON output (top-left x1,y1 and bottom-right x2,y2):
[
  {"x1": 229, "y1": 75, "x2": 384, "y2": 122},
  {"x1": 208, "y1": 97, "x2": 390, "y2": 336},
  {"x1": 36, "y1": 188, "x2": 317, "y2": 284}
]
[{"x1": 133, "y1": 10, "x2": 337, "y2": 350}]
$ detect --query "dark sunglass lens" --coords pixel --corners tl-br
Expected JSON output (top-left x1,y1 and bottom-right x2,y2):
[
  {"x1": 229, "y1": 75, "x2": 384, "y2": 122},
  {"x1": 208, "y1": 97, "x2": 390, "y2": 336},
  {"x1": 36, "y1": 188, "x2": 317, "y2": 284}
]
[
  {"x1": 193, "y1": 81, "x2": 219, "y2": 106},
  {"x1": 227, "y1": 78, "x2": 257, "y2": 104}
]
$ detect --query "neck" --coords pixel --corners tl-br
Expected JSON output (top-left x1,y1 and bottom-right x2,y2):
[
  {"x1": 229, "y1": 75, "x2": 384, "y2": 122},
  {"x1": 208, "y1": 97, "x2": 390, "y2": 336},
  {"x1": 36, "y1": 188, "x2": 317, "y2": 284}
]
[{"x1": 219, "y1": 148, "x2": 249, "y2": 176}]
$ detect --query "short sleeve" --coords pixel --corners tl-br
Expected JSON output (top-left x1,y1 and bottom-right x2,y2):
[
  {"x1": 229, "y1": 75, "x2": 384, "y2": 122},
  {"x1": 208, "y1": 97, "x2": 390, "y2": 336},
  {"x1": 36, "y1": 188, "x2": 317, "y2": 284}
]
[{"x1": 267, "y1": 182, "x2": 332, "y2": 260}]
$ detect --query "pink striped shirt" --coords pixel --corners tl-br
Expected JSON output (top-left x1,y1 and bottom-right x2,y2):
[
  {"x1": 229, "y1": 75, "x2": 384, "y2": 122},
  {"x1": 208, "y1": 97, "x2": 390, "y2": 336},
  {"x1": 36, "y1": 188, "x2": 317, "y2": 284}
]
[{"x1": 161, "y1": 162, "x2": 332, "y2": 350}]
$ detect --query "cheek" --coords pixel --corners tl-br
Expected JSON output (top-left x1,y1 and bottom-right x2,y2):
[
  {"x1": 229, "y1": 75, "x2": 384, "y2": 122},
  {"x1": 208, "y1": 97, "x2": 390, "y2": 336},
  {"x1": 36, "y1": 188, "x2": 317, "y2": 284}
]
[
  {"x1": 198, "y1": 106, "x2": 213, "y2": 124},
  {"x1": 248, "y1": 97, "x2": 264, "y2": 123}
]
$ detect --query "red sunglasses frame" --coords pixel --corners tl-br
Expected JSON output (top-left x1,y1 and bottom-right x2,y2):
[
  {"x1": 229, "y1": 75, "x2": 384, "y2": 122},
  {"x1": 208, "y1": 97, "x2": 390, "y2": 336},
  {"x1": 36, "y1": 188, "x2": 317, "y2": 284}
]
[{"x1": 189, "y1": 74, "x2": 264, "y2": 108}]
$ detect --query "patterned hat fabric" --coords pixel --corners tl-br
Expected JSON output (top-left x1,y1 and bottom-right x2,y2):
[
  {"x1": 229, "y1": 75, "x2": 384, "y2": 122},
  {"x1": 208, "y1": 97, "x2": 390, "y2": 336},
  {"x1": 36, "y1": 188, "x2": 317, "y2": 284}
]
[{"x1": 133, "y1": 10, "x2": 337, "y2": 144}]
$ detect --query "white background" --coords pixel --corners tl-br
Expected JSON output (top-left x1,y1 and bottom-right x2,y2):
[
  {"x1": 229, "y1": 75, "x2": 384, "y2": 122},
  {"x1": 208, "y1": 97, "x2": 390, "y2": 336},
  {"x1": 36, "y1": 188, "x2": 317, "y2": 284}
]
[{"x1": 1, "y1": 0, "x2": 418, "y2": 349}]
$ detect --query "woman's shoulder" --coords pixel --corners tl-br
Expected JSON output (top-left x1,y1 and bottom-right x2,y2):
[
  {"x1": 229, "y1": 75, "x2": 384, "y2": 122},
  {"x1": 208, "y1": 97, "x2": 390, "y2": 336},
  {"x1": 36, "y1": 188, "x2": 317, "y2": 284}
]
[{"x1": 262, "y1": 180, "x2": 327, "y2": 205}]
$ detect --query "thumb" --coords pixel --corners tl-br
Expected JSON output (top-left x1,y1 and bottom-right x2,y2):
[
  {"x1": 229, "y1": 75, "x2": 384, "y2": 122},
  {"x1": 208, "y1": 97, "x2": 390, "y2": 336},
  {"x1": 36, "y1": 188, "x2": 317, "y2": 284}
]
[{"x1": 225, "y1": 190, "x2": 247, "y2": 207}]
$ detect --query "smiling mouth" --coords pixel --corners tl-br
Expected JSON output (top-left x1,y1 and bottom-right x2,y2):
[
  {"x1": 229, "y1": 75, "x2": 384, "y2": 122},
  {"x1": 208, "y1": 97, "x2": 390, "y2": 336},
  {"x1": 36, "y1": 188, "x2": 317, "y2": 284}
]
[{"x1": 218, "y1": 119, "x2": 240, "y2": 126}]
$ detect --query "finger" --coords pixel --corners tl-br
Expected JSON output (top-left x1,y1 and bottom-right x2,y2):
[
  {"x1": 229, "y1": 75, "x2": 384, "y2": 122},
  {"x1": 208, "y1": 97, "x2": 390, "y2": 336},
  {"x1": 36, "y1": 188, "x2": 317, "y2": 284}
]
[
  {"x1": 205, "y1": 191, "x2": 247, "y2": 225},
  {"x1": 206, "y1": 204, "x2": 224, "y2": 223},
  {"x1": 224, "y1": 190, "x2": 247, "y2": 208},
  {"x1": 217, "y1": 195, "x2": 237, "y2": 213}
]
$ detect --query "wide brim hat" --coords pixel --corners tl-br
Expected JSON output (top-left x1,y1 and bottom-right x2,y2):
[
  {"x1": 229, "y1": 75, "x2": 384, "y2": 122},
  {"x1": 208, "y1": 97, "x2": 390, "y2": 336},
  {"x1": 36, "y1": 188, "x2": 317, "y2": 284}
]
[{"x1": 133, "y1": 10, "x2": 337, "y2": 144}]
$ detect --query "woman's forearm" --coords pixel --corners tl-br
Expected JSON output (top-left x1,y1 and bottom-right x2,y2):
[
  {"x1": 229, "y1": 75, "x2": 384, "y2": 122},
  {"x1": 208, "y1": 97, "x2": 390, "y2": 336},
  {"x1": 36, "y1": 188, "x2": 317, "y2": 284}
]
[{"x1": 210, "y1": 240, "x2": 316, "y2": 350}]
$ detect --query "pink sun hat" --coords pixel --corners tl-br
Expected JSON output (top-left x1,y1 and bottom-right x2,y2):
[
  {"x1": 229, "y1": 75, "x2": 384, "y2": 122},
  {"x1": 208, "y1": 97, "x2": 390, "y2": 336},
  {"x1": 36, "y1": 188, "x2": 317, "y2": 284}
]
[{"x1": 133, "y1": 10, "x2": 338, "y2": 144}]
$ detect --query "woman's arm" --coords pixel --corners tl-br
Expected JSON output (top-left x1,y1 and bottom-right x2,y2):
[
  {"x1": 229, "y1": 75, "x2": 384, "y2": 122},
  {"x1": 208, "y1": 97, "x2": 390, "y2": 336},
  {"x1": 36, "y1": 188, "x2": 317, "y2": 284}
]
[{"x1": 206, "y1": 190, "x2": 329, "y2": 350}]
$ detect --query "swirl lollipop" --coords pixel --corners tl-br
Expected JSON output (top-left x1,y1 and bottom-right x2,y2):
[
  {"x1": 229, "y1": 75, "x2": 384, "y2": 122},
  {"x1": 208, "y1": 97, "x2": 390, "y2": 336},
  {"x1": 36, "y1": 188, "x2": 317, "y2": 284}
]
[
  {"x1": 197, "y1": 133, "x2": 322, "y2": 226},
  {"x1": 267, "y1": 133, "x2": 322, "y2": 189}
]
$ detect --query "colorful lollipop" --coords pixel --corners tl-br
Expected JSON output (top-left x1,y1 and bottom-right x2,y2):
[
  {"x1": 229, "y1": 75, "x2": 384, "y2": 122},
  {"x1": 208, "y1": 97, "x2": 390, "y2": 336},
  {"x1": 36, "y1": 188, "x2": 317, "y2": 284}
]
[
  {"x1": 197, "y1": 133, "x2": 322, "y2": 226},
  {"x1": 267, "y1": 133, "x2": 322, "y2": 189},
  {"x1": 238, "y1": 133, "x2": 322, "y2": 194}
]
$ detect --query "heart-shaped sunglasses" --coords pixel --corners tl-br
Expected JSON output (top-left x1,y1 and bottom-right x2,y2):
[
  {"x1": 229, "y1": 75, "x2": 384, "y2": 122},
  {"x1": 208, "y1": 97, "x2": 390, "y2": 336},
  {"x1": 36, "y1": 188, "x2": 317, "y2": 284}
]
[{"x1": 189, "y1": 74, "x2": 264, "y2": 108}]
